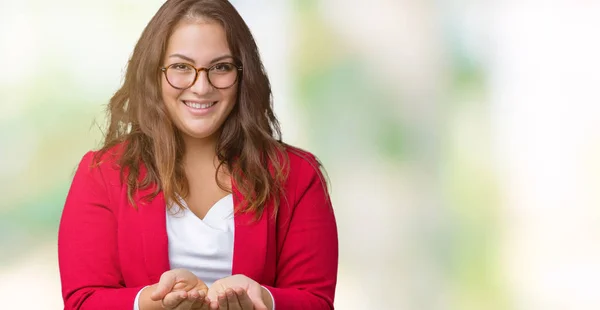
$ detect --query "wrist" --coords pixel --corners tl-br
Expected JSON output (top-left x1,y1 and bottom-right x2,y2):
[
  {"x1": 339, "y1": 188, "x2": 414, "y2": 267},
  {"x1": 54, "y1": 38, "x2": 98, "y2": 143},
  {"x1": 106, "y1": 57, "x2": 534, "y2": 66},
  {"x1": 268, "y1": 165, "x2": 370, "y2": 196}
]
[
  {"x1": 260, "y1": 286, "x2": 274, "y2": 310},
  {"x1": 139, "y1": 284, "x2": 162, "y2": 310}
]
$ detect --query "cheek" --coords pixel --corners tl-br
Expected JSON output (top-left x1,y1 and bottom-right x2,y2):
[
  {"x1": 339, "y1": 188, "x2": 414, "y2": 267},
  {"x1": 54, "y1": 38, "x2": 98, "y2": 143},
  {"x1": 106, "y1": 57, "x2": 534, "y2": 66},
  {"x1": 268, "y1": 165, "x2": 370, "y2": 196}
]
[
  {"x1": 161, "y1": 81, "x2": 181, "y2": 104},
  {"x1": 221, "y1": 88, "x2": 238, "y2": 105}
]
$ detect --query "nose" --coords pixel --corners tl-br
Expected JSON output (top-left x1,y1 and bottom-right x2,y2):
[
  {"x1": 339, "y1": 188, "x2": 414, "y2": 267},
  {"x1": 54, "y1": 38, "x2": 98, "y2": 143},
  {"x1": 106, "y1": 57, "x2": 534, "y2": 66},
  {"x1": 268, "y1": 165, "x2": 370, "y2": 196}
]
[{"x1": 189, "y1": 69, "x2": 213, "y2": 94}]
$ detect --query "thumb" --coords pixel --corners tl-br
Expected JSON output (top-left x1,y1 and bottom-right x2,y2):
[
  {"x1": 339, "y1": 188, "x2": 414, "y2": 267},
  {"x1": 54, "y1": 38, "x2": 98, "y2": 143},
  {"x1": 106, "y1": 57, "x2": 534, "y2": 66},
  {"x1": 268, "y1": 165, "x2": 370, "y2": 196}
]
[{"x1": 151, "y1": 272, "x2": 176, "y2": 301}]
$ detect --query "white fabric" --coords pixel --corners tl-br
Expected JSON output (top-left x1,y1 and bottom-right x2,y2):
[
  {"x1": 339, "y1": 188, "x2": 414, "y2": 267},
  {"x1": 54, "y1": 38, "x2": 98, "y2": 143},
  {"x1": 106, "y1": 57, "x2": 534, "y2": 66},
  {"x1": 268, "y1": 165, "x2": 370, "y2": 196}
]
[
  {"x1": 133, "y1": 194, "x2": 275, "y2": 309},
  {"x1": 167, "y1": 194, "x2": 235, "y2": 288}
]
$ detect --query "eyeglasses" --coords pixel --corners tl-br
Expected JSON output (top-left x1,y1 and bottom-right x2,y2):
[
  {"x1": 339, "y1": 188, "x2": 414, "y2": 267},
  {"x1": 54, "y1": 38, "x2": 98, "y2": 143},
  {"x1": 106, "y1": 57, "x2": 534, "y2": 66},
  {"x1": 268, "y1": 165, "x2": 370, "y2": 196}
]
[{"x1": 160, "y1": 62, "x2": 243, "y2": 90}]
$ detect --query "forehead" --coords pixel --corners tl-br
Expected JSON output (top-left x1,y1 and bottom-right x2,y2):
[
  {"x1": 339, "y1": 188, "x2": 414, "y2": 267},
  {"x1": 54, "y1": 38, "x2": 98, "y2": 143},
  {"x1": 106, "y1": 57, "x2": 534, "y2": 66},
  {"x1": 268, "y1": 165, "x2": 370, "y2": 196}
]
[{"x1": 165, "y1": 20, "x2": 231, "y2": 64}]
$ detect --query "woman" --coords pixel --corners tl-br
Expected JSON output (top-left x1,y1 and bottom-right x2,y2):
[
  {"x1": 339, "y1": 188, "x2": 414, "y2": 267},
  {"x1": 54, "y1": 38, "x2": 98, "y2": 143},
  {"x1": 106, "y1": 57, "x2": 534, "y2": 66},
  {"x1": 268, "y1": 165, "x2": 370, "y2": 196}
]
[{"x1": 57, "y1": 0, "x2": 338, "y2": 309}]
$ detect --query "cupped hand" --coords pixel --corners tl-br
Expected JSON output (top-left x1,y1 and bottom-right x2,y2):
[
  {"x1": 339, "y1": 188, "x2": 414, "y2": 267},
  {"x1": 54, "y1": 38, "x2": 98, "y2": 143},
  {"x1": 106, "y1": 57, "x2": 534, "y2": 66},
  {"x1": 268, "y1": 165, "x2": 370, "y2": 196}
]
[
  {"x1": 161, "y1": 289, "x2": 210, "y2": 310},
  {"x1": 207, "y1": 275, "x2": 268, "y2": 310},
  {"x1": 211, "y1": 287, "x2": 257, "y2": 310},
  {"x1": 150, "y1": 268, "x2": 210, "y2": 309}
]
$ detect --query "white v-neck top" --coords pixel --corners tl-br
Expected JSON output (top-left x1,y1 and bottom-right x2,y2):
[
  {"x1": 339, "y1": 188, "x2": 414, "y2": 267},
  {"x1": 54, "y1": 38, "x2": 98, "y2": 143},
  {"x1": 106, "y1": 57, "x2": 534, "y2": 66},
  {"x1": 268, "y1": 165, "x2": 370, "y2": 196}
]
[
  {"x1": 166, "y1": 194, "x2": 235, "y2": 287},
  {"x1": 133, "y1": 195, "x2": 235, "y2": 309},
  {"x1": 133, "y1": 194, "x2": 275, "y2": 309}
]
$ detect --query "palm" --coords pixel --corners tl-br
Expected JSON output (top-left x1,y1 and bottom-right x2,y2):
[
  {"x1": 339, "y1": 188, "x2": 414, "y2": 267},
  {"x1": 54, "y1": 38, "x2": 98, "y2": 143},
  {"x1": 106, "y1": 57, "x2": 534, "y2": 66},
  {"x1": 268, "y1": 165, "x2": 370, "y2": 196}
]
[
  {"x1": 171, "y1": 269, "x2": 208, "y2": 292},
  {"x1": 208, "y1": 275, "x2": 264, "y2": 306},
  {"x1": 151, "y1": 268, "x2": 209, "y2": 303}
]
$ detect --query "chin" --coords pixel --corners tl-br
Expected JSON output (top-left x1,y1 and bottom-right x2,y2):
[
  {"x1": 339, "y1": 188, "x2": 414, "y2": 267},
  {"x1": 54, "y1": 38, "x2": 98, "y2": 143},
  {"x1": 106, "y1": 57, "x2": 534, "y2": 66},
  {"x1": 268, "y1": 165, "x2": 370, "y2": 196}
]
[{"x1": 180, "y1": 126, "x2": 220, "y2": 141}]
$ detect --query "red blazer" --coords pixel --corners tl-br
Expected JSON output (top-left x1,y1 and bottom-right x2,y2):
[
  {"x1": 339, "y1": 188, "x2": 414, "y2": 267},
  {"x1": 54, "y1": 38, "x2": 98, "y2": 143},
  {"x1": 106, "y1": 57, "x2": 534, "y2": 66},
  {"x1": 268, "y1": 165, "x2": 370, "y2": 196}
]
[{"x1": 58, "y1": 146, "x2": 338, "y2": 310}]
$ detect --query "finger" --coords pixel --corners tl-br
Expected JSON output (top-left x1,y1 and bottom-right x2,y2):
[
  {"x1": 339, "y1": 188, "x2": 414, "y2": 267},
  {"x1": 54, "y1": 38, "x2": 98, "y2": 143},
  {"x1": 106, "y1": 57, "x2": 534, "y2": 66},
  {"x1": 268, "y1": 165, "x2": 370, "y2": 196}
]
[
  {"x1": 209, "y1": 299, "x2": 220, "y2": 310},
  {"x1": 173, "y1": 281, "x2": 188, "y2": 291},
  {"x1": 162, "y1": 291, "x2": 187, "y2": 309},
  {"x1": 218, "y1": 290, "x2": 229, "y2": 310},
  {"x1": 225, "y1": 288, "x2": 241, "y2": 310},
  {"x1": 174, "y1": 298, "x2": 195, "y2": 310},
  {"x1": 199, "y1": 289, "x2": 209, "y2": 302},
  {"x1": 247, "y1": 289, "x2": 268, "y2": 310},
  {"x1": 190, "y1": 291, "x2": 210, "y2": 310},
  {"x1": 194, "y1": 281, "x2": 209, "y2": 292},
  {"x1": 234, "y1": 288, "x2": 254, "y2": 310},
  {"x1": 188, "y1": 289, "x2": 201, "y2": 300},
  {"x1": 206, "y1": 287, "x2": 218, "y2": 303},
  {"x1": 250, "y1": 299, "x2": 268, "y2": 310},
  {"x1": 190, "y1": 301, "x2": 210, "y2": 310},
  {"x1": 162, "y1": 291, "x2": 188, "y2": 309},
  {"x1": 201, "y1": 296, "x2": 213, "y2": 310},
  {"x1": 198, "y1": 290, "x2": 211, "y2": 306},
  {"x1": 152, "y1": 272, "x2": 177, "y2": 301}
]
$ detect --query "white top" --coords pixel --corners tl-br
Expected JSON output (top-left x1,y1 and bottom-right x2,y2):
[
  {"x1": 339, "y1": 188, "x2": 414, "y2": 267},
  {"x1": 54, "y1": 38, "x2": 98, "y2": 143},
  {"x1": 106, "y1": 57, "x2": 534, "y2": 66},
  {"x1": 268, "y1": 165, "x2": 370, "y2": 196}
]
[
  {"x1": 167, "y1": 194, "x2": 236, "y2": 287},
  {"x1": 133, "y1": 194, "x2": 274, "y2": 309}
]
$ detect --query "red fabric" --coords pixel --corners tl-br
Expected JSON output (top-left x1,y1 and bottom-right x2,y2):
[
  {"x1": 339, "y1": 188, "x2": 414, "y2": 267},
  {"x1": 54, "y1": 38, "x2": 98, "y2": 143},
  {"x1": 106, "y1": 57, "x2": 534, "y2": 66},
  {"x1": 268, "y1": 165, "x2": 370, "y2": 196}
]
[{"x1": 58, "y1": 145, "x2": 338, "y2": 310}]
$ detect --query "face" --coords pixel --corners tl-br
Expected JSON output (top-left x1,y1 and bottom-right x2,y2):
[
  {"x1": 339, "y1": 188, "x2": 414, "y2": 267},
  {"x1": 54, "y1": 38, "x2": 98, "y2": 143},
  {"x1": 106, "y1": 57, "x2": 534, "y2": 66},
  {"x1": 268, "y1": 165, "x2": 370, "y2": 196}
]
[{"x1": 161, "y1": 19, "x2": 238, "y2": 143}]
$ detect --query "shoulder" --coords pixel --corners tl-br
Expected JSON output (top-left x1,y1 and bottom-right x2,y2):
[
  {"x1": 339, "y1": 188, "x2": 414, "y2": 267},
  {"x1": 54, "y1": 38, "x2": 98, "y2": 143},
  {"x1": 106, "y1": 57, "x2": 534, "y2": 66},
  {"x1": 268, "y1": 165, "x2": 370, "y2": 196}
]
[
  {"x1": 275, "y1": 145, "x2": 334, "y2": 225},
  {"x1": 63, "y1": 144, "x2": 127, "y2": 210},
  {"x1": 74, "y1": 142, "x2": 126, "y2": 183},
  {"x1": 284, "y1": 144, "x2": 322, "y2": 175},
  {"x1": 281, "y1": 144, "x2": 329, "y2": 195}
]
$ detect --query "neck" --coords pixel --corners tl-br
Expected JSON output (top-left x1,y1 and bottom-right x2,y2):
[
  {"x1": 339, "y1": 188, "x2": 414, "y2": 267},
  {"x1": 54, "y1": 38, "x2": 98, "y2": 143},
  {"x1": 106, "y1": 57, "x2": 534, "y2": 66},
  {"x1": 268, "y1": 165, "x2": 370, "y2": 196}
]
[
  {"x1": 182, "y1": 134, "x2": 219, "y2": 168},
  {"x1": 181, "y1": 133, "x2": 231, "y2": 191}
]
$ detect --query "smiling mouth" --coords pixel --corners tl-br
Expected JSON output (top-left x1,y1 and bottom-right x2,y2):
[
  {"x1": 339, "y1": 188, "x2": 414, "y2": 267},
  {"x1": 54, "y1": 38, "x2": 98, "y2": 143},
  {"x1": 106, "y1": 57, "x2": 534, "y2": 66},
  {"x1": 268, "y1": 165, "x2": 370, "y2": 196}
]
[{"x1": 183, "y1": 101, "x2": 217, "y2": 109}]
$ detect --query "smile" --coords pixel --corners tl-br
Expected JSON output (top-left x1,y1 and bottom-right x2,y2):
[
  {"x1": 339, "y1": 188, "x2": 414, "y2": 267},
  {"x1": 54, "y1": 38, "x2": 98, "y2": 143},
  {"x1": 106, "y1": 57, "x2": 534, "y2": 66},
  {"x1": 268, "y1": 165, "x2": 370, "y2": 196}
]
[{"x1": 183, "y1": 101, "x2": 217, "y2": 109}]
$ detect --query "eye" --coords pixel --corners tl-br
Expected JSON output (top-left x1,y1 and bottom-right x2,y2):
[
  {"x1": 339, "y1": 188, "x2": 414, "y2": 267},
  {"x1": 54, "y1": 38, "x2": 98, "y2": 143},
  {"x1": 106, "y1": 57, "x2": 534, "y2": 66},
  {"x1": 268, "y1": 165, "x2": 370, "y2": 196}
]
[
  {"x1": 171, "y1": 63, "x2": 192, "y2": 71},
  {"x1": 212, "y1": 63, "x2": 235, "y2": 72}
]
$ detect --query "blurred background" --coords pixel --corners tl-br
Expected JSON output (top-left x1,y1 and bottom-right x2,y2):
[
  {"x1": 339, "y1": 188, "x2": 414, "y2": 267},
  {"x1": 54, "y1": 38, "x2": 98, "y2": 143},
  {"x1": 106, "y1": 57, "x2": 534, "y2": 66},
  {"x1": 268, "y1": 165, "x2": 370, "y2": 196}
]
[{"x1": 1, "y1": 0, "x2": 600, "y2": 309}]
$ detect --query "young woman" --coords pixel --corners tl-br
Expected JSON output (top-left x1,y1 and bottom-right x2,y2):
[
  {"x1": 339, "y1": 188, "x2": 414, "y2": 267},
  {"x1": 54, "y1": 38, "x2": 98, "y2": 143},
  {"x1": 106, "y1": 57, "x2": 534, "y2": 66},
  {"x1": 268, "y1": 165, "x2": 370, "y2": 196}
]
[{"x1": 57, "y1": 1, "x2": 338, "y2": 309}]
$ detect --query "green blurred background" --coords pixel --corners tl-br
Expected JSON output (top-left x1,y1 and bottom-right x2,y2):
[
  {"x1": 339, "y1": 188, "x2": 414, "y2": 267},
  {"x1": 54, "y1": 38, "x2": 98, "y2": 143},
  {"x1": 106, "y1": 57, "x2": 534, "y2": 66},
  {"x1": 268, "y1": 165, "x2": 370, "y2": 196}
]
[{"x1": 1, "y1": 1, "x2": 600, "y2": 309}]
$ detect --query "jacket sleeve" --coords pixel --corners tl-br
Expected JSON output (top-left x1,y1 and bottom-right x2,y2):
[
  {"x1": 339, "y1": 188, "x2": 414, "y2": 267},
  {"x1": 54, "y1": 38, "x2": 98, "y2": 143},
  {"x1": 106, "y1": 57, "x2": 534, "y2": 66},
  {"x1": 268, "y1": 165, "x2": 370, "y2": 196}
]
[
  {"x1": 58, "y1": 151, "x2": 143, "y2": 310},
  {"x1": 262, "y1": 155, "x2": 339, "y2": 309}
]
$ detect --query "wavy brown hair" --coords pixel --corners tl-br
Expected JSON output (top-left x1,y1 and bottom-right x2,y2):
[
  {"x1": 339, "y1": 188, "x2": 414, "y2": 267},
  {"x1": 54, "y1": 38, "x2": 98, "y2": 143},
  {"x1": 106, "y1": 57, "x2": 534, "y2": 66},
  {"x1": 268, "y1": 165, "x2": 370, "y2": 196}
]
[{"x1": 96, "y1": 0, "x2": 288, "y2": 217}]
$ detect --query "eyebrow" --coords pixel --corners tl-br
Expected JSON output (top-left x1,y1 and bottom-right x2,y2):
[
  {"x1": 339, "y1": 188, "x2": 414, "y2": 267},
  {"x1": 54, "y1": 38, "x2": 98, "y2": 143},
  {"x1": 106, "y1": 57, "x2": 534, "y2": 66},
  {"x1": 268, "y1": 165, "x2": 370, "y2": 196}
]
[{"x1": 168, "y1": 53, "x2": 235, "y2": 65}]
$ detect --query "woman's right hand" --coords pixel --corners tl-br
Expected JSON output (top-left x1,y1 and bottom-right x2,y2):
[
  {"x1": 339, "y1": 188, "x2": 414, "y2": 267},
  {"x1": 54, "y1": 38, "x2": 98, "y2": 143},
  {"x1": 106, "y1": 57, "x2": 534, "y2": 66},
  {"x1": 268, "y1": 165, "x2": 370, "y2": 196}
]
[
  {"x1": 158, "y1": 290, "x2": 206, "y2": 310},
  {"x1": 149, "y1": 268, "x2": 210, "y2": 309}
]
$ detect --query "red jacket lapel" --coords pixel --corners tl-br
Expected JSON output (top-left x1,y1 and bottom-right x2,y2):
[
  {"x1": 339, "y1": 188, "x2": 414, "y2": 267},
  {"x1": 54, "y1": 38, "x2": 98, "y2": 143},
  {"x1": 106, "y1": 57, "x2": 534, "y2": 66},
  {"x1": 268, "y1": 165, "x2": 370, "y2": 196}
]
[
  {"x1": 134, "y1": 160, "x2": 170, "y2": 284},
  {"x1": 231, "y1": 185, "x2": 268, "y2": 283}
]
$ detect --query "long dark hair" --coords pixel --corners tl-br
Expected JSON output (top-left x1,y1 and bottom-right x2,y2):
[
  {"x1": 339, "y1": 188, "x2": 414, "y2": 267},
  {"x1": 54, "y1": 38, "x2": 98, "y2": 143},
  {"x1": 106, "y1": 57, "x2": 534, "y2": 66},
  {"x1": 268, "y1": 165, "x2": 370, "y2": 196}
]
[{"x1": 97, "y1": 0, "x2": 287, "y2": 217}]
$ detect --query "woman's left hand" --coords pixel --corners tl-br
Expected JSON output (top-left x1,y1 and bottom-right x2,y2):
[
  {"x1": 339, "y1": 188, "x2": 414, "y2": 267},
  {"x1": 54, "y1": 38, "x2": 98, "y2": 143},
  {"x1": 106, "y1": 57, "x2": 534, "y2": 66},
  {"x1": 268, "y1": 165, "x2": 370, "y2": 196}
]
[{"x1": 207, "y1": 275, "x2": 269, "y2": 310}]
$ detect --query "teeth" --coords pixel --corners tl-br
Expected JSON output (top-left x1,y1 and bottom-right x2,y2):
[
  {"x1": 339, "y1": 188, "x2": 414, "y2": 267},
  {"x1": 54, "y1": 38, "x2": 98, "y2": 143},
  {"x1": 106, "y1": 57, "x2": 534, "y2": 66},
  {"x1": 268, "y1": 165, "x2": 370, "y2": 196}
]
[{"x1": 184, "y1": 101, "x2": 216, "y2": 109}]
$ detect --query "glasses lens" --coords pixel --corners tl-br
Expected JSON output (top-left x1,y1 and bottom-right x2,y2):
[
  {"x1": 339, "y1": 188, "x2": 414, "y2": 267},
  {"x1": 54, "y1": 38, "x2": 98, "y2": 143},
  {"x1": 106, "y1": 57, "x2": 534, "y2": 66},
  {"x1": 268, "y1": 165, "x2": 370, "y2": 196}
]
[
  {"x1": 166, "y1": 63, "x2": 196, "y2": 89},
  {"x1": 208, "y1": 63, "x2": 239, "y2": 88}
]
